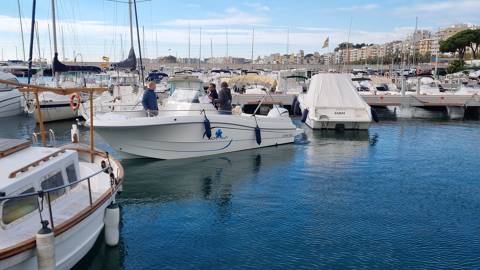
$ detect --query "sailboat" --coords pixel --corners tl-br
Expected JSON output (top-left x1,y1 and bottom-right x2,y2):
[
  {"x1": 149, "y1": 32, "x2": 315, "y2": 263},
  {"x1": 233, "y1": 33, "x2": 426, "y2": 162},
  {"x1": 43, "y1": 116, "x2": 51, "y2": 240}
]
[{"x1": 28, "y1": 0, "x2": 102, "y2": 123}]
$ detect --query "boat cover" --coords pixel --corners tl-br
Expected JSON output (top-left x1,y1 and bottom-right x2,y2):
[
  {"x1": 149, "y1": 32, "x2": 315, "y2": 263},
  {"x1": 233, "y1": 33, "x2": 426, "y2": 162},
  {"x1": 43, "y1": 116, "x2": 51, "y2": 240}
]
[
  {"x1": 304, "y1": 73, "x2": 369, "y2": 109},
  {"x1": 52, "y1": 53, "x2": 102, "y2": 73},
  {"x1": 111, "y1": 47, "x2": 137, "y2": 71}
]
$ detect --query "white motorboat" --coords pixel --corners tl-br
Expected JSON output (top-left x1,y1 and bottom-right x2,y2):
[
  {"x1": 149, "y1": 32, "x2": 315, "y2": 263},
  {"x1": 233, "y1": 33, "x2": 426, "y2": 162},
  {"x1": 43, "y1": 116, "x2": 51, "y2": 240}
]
[
  {"x1": 297, "y1": 73, "x2": 373, "y2": 130},
  {"x1": 0, "y1": 138, "x2": 123, "y2": 269},
  {"x1": 92, "y1": 77, "x2": 303, "y2": 160},
  {"x1": 0, "y1": 72, "x2": 23, "y2": 118}
]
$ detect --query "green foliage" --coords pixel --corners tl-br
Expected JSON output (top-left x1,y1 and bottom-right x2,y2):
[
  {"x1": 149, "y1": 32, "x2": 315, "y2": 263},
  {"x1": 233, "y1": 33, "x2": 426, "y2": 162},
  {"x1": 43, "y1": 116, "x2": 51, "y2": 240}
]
[
  {"x1": 447, "y1": 59, "x2": 465, "y2": 73},
  {"x1": 440, "y1": 29, "x2": 480, "y2": 59}
]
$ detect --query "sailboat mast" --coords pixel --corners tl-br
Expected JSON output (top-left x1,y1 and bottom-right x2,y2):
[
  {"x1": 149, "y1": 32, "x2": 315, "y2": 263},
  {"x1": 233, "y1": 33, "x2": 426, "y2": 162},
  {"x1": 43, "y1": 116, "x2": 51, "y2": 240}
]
[
  {"x1": 61, "y1": 26, "x2": 65, "y2": 61},
  {"x1": 133, "y1": 0, "x2": 144, "y2": 83},
  {"x1": 251, "y1": 27, "x2": 255, "y2": 69},
  {"x1": 27, "y1": 0, "x2": 37, "y2": 84},
  {"x1": 128, "y1": 0, "x2": 134, "y2": 49},
  {"x1": 120, "y1": 34, "x2": 124, "y2": 59},
  {"x1": 35, "y1": 22, "x2": 42, "y2": 67},
  {"x1": 17, "y1": 0, "x2": 26, "y2": 61},
  {"x1": 210, "y1": 38, "x2": 213, "y2": 60},
  {"x1": 188, "y1": 23, "x2": 191, "y2": 64},
  {"x1": 286, "y1": 28, "x2": 290, "y2": 55},
  {"x1": 199, "y1": 27, "x2": 202, "y2": 69},
  {"x1": 51, "y1": 0, "x2": 58, "y2": 54}
]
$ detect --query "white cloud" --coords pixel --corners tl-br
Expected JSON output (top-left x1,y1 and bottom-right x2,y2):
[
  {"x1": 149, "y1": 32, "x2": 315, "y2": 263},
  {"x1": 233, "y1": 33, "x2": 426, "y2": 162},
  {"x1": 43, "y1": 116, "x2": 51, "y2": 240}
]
[
  {"x1": 160, "y1": 8, "x2": 268, "y2": 26},
  {"x1": 338, "y1": 4, "x2": 378, "y2": 11},
  {"x1": 244, "y1": 2, "x2": 271, "y2": 12}
]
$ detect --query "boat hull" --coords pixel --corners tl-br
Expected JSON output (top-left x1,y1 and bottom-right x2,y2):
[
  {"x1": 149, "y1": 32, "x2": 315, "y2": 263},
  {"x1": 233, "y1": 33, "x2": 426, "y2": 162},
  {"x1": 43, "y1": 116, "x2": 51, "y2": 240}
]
[
  {"x1": 0, "y1": 90, "x2": 23, "y2": 118},
  {"x1": 34, "y1": 102, "x2": 78, "y2": 122},
  {"x1": 305, "y1": 117, "x2": 371, "y2": 130},
  {"x1": 95, "y1": 115, "x2": 301, "y2": 159},
  {"x1": 0, "y1": 196, "x2": 115, "y2": 270}
]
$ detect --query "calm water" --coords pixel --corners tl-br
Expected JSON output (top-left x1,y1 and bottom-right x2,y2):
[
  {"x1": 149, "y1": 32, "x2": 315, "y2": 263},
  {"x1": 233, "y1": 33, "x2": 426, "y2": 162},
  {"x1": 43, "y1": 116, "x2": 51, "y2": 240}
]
[{"x1": 1, "y1": 115, "x2": 480, "y2": 269}]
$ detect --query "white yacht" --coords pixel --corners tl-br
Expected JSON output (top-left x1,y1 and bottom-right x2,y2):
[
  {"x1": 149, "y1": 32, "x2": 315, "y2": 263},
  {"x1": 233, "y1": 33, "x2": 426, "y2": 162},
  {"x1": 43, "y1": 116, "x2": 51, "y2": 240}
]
[
  {"x1": 297, "y1": 73, "x2": 373, "y2": 130},
  {"x1": 91, "y1": 76, "x2": 303, "y2": 160},
  {"x1": 0, "y1": 138, "x2": 123, "y2": 269},
  {"x1": 0, "y1": 72, "x2": 23, "y2": 118}
]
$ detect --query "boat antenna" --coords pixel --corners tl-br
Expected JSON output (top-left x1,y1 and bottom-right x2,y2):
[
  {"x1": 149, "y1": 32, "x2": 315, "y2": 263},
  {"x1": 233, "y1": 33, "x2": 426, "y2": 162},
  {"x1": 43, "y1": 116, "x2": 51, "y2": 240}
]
[
  {"x1": 17, "y1": 0, "x2": 26, "y2": 61},
  {"x1": 286, "y1": 27, "x2": 290, "y2": 55},
  {"x1": 133, "y1": 0, "x2": 144, "y2": 83}
]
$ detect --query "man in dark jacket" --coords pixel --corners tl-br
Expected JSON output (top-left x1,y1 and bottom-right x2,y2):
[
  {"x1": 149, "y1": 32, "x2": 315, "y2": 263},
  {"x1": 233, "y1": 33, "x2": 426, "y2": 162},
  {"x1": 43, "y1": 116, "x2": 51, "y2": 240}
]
[
  {"x1": 215, "y1": 82, "x2": 232, "y2": 114},
  {"x1": 142, "y1": 81, "x2": 159, "y2": 116}
]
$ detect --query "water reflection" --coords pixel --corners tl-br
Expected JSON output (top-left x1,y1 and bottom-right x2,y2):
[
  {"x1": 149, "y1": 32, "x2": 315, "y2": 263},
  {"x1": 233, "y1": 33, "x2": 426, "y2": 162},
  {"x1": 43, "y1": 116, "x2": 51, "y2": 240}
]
[
  {"x1": 303, "y1": 128, "x2": 372, "y2": 167},
  {"x1": 120, "y1": 145, "x2": 296, "y2": 204}
]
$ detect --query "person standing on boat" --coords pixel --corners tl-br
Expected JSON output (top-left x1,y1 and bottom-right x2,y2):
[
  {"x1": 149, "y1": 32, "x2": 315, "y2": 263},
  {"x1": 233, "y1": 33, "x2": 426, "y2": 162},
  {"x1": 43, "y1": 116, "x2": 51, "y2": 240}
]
[
  {"x1": 142, "y1": 81, "x2": 159, "y2": 116},
  {"x1": 208, "y1": 83, "x2": 219, "y2": 101},
  {"x1": 216, "y1": 82, "x2": 232, "y2": 114}
]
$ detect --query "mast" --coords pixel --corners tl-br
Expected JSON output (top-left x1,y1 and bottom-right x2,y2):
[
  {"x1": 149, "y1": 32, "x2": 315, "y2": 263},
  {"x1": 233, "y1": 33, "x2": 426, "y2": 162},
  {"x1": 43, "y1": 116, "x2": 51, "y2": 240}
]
[
  {"x1": 35, "y1": 22, "x2": 42, "y2": 67},
  {"x1": 412, "y1": 16, "x2": 418, "y2": 68},
  {"x1": 188, "y1": 23, "x2": 191, "y2": 64},
  {"x1": 199, "y1": 27, "x2": 202, "y2": 69},
  {"x1": 155, "y1": 31, "x2": 158, "y2": 58},
  {"x1": 17, "y1": 0, "x2": 26, "y2": 61},
  {"x1": 142, "y1": 26, "x2": 146, "y2": 59},
  {"x1": 210, "y1": 38, "x2": 213, "y2": 60},
  {"x1": 47, "y1": 23, "x2": 53, "y2": 61},
  {"x1": 51, "y1": 0, "x2": 58, "y2": 54},
  {"x1": 61, "y1": 26, "x2": 65, "y2": 61},
  {"x1": 120, "y1": 34, "x2": 124, "y2": 59},
  {"x1": 286, "y1": 27, "x2": 290, "y2": 55},
  {"x1": 251, "y1": 26, "x2": 255, "y2": 69},
  {"x1": 133, "y1": 0, "x2": 144, "y2": 83},
  {"x1": 226, "y1": 28, "x2": 229, "y2": 65},
  {"x1": 27, "y1": 0, "x2": 37, "y2": 84},
  {"x1": 343, "y1": 17, "x2": 352, "y2": 73},
  {"x1": 128, "y1": 0, "x2": 134, "y2": 49}
]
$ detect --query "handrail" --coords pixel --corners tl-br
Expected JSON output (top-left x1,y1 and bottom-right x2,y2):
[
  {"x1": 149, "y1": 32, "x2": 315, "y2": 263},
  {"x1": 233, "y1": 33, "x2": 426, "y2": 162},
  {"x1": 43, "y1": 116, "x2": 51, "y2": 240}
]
[
  {"x1": 2, "y1": 167, "x2": 110, "y2": 201},
  {"x1": 8, "y1": 149, "x2": 66, "y2": 178},
  {"x1": 1, "y1": 165, "x2": 114, "y2": 230}
]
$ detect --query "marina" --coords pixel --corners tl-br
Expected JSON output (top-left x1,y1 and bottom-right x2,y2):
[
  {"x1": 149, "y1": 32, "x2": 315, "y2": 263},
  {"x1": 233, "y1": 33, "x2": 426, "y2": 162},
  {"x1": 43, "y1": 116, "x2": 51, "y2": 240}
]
[{"x1": 1, "y1": 0, "x2": 480, "y2": 269}]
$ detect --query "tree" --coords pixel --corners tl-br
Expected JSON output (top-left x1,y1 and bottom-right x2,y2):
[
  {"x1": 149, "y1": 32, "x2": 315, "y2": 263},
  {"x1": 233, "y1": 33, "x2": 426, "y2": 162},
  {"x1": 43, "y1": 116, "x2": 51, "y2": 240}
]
[
  {"x1": 447, "y1": 59, "x2": 464, "y2": 74},
  {"x1": 440, "y1": 29, "x2": 480, "y2": 59}
]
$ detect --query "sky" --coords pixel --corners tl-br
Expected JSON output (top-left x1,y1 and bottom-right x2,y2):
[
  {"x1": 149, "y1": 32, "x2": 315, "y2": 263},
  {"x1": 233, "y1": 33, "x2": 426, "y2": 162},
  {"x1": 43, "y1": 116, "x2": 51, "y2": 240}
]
[{"x1": 0, "y1": 0, "x2": 479, "y2": 62}]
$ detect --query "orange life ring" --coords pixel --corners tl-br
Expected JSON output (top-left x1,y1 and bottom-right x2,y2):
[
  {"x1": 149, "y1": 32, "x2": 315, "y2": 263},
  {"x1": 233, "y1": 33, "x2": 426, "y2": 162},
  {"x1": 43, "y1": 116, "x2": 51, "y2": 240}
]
[{"x1": 70, "y1": 93, "x2": 81, "y2": 111}]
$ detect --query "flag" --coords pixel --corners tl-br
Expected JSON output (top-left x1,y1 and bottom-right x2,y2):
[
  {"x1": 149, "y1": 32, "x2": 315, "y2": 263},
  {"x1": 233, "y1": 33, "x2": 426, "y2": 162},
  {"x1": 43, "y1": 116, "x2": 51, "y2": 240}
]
[{"x1": 322, "y1": 37, "x2": 329, "y2": 48}]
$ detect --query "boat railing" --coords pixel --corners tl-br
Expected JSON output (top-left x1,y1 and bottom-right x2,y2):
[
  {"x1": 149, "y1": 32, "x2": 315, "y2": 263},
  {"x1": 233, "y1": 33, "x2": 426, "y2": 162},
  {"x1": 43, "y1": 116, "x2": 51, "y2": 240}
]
[
  {"x1": 0, "y1": 164, "x2": 117, "y2": 231},
  {"x1": 32, "y1": 129, "x2": 57, "y2": 146}
]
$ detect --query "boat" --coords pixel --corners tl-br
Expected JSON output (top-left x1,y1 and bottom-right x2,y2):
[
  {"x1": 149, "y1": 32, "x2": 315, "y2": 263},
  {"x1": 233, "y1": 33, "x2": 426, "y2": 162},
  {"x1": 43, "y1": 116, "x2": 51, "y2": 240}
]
[
  {"x1": 0, "y1": 72, "x2": 23, "y2": 118},
  {"x1": 92, "y1": 76, "x2": 303, "y2": 160},
  {"x1": 0, "y1": 139, "x2": 123, "y2": 269},
  {"x1": 296, "y1": 73, "x2": 373, "y2": 130},
  {"x1": 0, "y1": 76, "x2": 124, "y2": 269}
]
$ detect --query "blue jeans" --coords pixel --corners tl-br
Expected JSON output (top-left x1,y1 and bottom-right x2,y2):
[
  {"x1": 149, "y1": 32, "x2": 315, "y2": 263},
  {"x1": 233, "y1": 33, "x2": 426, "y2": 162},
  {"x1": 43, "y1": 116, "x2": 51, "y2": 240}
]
[{"x1": 219, "y1": 110, "x2": 232, "y2": 115}]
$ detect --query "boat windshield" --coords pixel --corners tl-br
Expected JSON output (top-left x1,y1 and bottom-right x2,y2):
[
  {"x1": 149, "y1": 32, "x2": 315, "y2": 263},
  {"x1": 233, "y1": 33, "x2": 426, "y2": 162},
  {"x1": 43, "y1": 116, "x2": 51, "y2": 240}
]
[{"x1": 170, "y1": 89, "x2": 202, "y2": 103}]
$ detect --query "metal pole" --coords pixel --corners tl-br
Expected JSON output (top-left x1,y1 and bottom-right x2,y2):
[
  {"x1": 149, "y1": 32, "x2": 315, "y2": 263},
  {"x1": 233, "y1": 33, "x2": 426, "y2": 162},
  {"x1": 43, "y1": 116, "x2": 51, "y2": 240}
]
[
  {"x1": 89, "y1": 92, "x2": 94, "y2": 163},
  {"x1": 17, "y1": 0, "x2": 26, "y2": 61},
  {"x1": 188, "y1": 23, "x2": 191, "y2": 64},
  {"x1": 133, "y1": 0, "x2": 144, "y2": 83},
  {"x1": 47, "y1": 24, "x2": 52, "y2": 61},
  {"x1": 51, "y1": 0, "x2": 58, "y2": 54},
  {"x1": 251, "y1": 27, "x2": 255, "y2": 69},
  {"x1": 128, "y1": 0, "x2": 134, "y2": 49},
  {"x1": 27, "y1": 0, "x2": 36, "y2": 84},
  {"x1": 199, "y1": 27, "x2": 202, "y2": 69}
]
